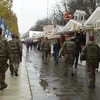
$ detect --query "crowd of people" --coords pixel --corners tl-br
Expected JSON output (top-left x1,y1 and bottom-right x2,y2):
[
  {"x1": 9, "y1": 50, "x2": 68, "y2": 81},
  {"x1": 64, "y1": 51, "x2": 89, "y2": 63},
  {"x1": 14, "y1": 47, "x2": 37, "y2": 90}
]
[
  {"x1": 41, "y1": 30, "x2": 100, "y2": 89},
  {"x1": 0, "y1": 28, "x2": 22, "y2": 90},
  {"x1": 1, "y1": 25, "x2": 99, "y2": 91}
]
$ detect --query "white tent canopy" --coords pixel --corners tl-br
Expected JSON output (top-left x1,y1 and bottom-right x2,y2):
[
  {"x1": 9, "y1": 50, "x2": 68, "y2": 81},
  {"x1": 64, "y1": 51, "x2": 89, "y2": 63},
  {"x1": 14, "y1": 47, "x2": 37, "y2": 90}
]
[
  {"x1": 84, "y1": 7, "x2": 100, "y2": 26},
  {"x1": 61, "y1": 19, "x2": 82, "y2": 32},
  {"x1": 54, "y1": 25, "x2": 64, "y2": 34}
]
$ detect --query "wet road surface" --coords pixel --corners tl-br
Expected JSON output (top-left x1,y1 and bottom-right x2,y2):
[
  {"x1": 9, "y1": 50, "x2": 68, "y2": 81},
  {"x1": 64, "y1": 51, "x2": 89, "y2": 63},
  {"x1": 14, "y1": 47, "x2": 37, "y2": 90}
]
[{"x1": 24, "y1": 46, "x2": 100, "y2": 100}]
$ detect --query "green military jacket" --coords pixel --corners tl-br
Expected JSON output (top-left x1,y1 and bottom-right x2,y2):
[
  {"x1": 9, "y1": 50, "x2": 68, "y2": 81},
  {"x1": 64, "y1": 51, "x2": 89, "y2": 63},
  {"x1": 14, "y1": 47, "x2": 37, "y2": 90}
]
[
  {"x1": 80, "y1": 41, "x2": 100, "y2": 67},
  {"x1": 61, "y1": 40, "x2": 76, "y2": 56},
  {"x1": 41, "y1": 40, "x2": 51, "y2": 51},
  {"x1": 0, "y1": 36, "x2": 13, "y2": 63}
]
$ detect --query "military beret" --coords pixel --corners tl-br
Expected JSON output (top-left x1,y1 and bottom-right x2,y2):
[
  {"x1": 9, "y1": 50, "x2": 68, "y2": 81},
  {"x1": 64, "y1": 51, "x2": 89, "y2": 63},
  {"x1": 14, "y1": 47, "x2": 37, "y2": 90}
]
[
  {"x1": 11, "y1": 34, "x2": 16, "y2": 38},
  {"x1": 89, "y1": 35, "x2": 94, "y2": 41}
]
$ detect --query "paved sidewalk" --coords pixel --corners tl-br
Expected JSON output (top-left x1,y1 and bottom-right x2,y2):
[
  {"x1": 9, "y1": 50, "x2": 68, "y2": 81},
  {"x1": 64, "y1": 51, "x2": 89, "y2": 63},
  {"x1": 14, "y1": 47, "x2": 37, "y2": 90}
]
[{"x1": 0, "y1": 48, "x2": 32, "y2": 100}]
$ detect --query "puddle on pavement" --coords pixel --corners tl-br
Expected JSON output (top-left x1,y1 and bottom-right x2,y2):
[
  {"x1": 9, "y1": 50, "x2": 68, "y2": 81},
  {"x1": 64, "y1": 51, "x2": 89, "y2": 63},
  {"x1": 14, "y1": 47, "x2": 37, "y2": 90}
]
[{"x1": 39, "y1": 79, "x2": 48, "y2": 90}]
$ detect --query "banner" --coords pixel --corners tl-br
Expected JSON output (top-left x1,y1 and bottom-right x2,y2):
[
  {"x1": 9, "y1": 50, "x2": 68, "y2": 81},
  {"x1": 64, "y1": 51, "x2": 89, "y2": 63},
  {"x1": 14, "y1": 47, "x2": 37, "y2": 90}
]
[{"x1": 43, "y1": 25, "x2": 54, "y2": 34}]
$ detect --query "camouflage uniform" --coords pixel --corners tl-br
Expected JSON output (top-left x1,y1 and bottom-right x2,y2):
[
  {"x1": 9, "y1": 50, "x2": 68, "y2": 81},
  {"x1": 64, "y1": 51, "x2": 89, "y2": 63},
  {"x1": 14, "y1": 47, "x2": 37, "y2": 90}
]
[
  {"x1": 61, "y1": 39, "x2": 76, "y2": 76},
  {"x1": 80, "y1": 41, "x2": 100, "y2": 88},
  {"x1": 0, "y1": 36, "x2": 13, "y2": 90},
  {"x1": 9, "y1": 35, "x2": 21, "y2": 76},
  {"x1": 41, "y1": 39, "x2": 51, "y2": 63},
  {"x1": 16, "y1": 36, "x2": 22, "y2": 62}
]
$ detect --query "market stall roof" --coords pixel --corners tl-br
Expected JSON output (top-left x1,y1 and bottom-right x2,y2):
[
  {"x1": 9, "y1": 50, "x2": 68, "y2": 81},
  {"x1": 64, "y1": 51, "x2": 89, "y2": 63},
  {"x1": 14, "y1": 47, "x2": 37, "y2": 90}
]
[
  {"x1": 53, "y1": 25, "x2": 64, "y2": 34},
  {"x1": 84, "y1": 7, "x2": 100, "y2": 26},
  {"x1": 61, "y1": 19, "x2": 83, "y2": 32},
  {"x1": 74, "y1": 10, "x2": 86, "y2": 16}
]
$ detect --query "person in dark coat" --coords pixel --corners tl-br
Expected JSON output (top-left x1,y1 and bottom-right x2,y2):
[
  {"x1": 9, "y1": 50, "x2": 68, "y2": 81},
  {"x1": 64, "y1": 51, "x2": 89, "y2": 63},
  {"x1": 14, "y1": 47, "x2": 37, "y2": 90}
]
[
  {"x1": 53, "y1": 39, "x2": 61, "y2": 63},
  {"x1": 74, "y1": 33, "x2": 82, "y2": 70}
]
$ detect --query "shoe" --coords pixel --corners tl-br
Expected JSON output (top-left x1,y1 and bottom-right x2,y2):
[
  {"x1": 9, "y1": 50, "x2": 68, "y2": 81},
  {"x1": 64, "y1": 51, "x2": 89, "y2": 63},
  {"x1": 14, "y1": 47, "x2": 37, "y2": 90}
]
[
  {"x1": 88, "y1": 85, "x2": 92, "y2": 88},
  {"x1": 91, "y1": 85, "x2": 95, "y2": 88},
  {"x1": 10, "y1": 72, "x2": 14, "y2": 77},
  {"x1": 0, "y1": 83, "x2": 7, "y2": 90},
  {"x1": 14, "y1": 71, "x2": 18, "y2": 76},
  {"x1": 71, "y1": 73, "x2": 74, "y2": 76},
  {"x1": 56, "y1": 61, "x2": 58, "y2": 64}
]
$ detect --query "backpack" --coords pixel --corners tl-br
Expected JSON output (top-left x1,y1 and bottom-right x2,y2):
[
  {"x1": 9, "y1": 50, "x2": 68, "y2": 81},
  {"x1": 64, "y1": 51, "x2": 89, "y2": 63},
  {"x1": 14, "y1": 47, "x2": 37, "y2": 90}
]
[
  {"x1": 0, "y1": 39, "x2": 8, "y2": 57},
  {"x1": 9, "y1": 40, "x2": 19, "y2": 53},
  {"x1": 66, "y1": 41, "x2": 75, "y2": 54},
  {"x1": 43, "y1": 41, "x2": 50, "y2": 51},
  {"x1": 87, "y1": 44, "x2": 99, "y2": 60}
]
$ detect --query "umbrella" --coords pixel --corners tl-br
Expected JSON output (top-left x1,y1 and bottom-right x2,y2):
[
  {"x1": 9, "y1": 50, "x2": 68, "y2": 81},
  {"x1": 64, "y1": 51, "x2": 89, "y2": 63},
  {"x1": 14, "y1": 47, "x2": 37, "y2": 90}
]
[{"x1": 25, "y1": 37, "x2": 32, "y2": 43}]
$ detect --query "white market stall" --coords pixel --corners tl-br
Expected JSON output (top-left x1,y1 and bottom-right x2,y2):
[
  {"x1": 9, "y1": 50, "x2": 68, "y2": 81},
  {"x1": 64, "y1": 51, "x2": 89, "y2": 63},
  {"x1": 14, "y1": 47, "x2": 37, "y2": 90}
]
[{"x1": 84, "y1": 7, "x2": 100, "y2": 44}]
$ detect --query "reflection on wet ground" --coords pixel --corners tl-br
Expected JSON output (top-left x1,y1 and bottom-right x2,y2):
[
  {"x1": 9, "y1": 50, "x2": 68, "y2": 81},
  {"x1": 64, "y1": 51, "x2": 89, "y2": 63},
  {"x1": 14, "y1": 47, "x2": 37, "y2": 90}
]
[{"x1": 25, "y1": 48, "x2": 100, "y2": 100}]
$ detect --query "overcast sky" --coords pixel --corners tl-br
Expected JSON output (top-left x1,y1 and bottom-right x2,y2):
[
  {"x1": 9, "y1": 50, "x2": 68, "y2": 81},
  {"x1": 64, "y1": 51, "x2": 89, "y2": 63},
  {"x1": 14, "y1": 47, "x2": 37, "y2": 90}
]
[{"x1": 12, "y1": 0, "x2": 57, "y2": 35}]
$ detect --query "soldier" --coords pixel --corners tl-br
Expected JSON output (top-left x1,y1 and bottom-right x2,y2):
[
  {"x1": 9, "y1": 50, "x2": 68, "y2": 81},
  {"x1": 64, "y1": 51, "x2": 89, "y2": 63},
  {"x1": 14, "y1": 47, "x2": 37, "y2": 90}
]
[
  {"x1": 60, "y1": 36, "x2": 76, "y2": 76},
  {"x1": 15, "y1": 35, "x2": 22, "y2": 62},
  {"x1": 9, "y1": 34, "x2": 21, "y2": 76},
  {"x1": 80, "y1": 35, "x2": 100, "y2": 88},
  {"x1": 41, "y1": 37, "x2": 51, "y2": 64},
  {"x1": 0, "y1": 28, "x2": 13, "y2": 90}
]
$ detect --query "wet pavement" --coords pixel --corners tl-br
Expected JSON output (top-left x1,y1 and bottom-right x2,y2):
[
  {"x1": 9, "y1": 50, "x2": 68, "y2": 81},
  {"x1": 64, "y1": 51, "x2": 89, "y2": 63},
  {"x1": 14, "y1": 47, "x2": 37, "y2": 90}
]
[
  {"x1": 25, "y1": 45, "x2": 100, "y2": 100},
  {"x1": 0, "y1": 46, "x2": 31, "y2": 100}
]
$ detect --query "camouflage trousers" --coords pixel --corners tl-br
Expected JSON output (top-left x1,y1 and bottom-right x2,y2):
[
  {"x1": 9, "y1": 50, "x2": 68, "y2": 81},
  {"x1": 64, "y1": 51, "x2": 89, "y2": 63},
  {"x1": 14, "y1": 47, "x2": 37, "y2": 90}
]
[
  {"x1": 13, "y1": 54, "x2": 20, "y2": 71},
  {"x1": 0, "y1": 63, "x2": 9, "y2": 84},
  {"x1": 86, "y1": 66, "x2": 96, "y2": 86},
  {"x1": 13, "y1": 61, "x2": 20, "y2": 71},
  {"x1": 64, "y1": 54, "x2": 74, "y2": 74},
  {"x1": 42, "y1": 50, "x2": 49, "y2": 63}
]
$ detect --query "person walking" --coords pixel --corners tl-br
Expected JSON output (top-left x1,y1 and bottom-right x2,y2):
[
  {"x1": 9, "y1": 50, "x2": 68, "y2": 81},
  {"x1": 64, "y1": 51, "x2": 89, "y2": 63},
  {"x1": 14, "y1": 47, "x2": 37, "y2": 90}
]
[
  {"x1": 53, "y1": 39, "x2": 61, "y2": 64},
  {"x1": 74, "y1": 33, "x2": 82, "y2": 70},
  {"x1": 0, "y1": 28, "x2": 13, "y2": 90},
  {"x1": 41, "y1": 37, "x2": 51, "y2": 64},
  {"x1": 9, "y1": 34, "x2": 21, "y2": 76},
  {"x1": 15, "y1": 35, "x2": 22, "y2": 62},
  {"x1": 61, "y1": 36, "x2": 76, "y2": 76},
  {"x1": 80, "y1": 35, "x2": 100, "y2": 88}
]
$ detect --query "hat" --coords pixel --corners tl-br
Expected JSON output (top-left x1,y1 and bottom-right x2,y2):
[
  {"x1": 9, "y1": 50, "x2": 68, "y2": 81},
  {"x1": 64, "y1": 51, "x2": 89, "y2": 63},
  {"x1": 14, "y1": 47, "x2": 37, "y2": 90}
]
[
  {"x1": 11, "y1": 34, "x2": 16, "y2": 38},
  {"x1": 89, "y1": 35, "x2": 94, "y2": 41}
]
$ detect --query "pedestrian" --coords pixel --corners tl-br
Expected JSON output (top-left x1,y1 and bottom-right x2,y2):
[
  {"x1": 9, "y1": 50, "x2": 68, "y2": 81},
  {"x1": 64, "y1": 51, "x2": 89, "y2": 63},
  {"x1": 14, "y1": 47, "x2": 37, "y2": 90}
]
[
  {"x1": 0, "y1": 28, "x2": 13, "y2": 90},
  {"x1": 60, "y1": 35, "x2": 76, "y2": 76},
  {"x1": 26, "y1": 42, "x2": 30, "y2": 52},
  {"x1": 80, "y1": 35, "x2": 100, "y2": 88},
  {"x1": 41, "y1": 37, "x2": 51, "y2": 64},
  {"x1": 15, "y1": 35, "x2": 22, "y2": 62},
  {"x1": 53, "y1": 39, "x2": 61, "y2": 64},
  {"x1": 79, "y1": 29, "x2": 86, "y2": 47},
  {"x1": 74, "y1": 33, "x2": 82, "y2": 70},
  {"x1": 59, "y1": 34, "x2": 66, "y2": 58},
  {"x1": 9, "y1": 34, "x2": 21, "y2": 76}
]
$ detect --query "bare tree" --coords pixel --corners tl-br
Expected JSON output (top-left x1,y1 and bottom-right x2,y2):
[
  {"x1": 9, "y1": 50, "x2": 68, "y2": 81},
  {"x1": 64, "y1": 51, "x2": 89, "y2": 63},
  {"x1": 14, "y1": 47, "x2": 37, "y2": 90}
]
[{"x1": 29, "y1": 18, "x2": 52, "y2": 31}]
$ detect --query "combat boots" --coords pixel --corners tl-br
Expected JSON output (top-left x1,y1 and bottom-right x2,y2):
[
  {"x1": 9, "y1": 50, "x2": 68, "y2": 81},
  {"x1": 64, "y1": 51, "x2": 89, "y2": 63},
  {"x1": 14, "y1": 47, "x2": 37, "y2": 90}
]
[
  {"x1": 88, "y1": 82, "x2": 95, "y2": 88},
  {"x1": 0, "y1": 83, "x2": 7, "y2": 90},
  {"x1": 14, "y1": 70, "x2": 18, "y2": 76}
]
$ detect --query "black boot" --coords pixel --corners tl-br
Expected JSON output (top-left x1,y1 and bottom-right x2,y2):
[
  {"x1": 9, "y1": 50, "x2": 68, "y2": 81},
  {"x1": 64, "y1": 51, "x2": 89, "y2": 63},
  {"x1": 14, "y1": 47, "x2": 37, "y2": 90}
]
[
  {"x1": 0, "y1": 83, "x2": 7, "y2": 90},
  {"x1": 88, "y1": 82, "x2": 92, "y2": 88},
  {"x1": 71, "y1": 73, "x2": 74, "y2": 76},
  {"x1": 14, "y1": 70, "x2": 18, "y2": 76}
]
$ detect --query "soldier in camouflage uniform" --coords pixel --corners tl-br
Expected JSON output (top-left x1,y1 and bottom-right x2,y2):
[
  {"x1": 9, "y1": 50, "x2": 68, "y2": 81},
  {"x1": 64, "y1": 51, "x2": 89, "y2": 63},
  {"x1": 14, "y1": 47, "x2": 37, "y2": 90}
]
[
  {"x1": 60, "y1": 36, "x2": 76, "y2": 76},
  {"x1": 9, "y1": 34, "x2": 21, "y2": 76},
  {"x1": 41, "y1": 37, "x2": 51, "y2": 64},
  {"x1": 80, "y1": 35, "x2": 100, "y2": 88},
  {"x1": 0, "y1": 28, "x2": 13, "y2": 90},
  {"x1": 15, "y1": 35, "x2": 22, "y2": 62}
]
